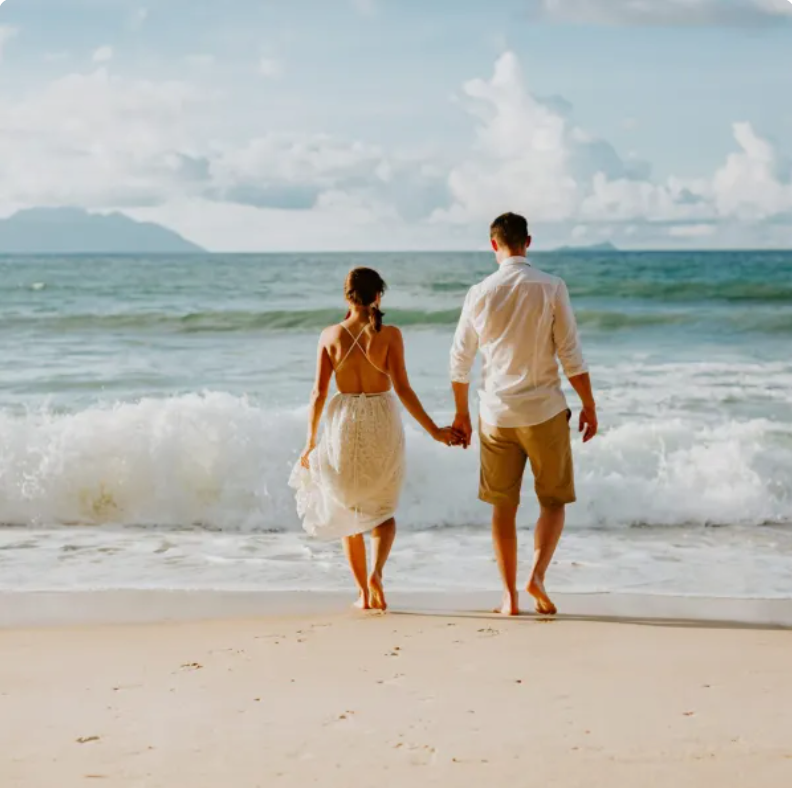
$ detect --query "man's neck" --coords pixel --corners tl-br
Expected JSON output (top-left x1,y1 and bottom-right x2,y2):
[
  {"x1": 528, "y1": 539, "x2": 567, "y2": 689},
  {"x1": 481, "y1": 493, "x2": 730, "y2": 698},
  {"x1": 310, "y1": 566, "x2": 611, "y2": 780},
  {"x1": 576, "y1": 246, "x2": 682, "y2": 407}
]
[{"x1": 496, "y1": 250, "x2": 527, "y2": 265}]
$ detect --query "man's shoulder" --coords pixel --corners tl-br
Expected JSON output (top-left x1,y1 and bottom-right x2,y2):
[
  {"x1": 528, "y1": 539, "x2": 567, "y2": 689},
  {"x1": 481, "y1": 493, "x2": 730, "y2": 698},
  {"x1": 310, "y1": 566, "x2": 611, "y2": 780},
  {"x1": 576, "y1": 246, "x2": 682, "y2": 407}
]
[
  {"x1": 522, "y1": 264, "x2": 564, "y2": 288},
  {"x1": 482, "y1": 264, "x2": 565, "y2": 291},
  {"x1": 468, "y1": 268, "x2": 507, "y2": 298},
  {"x1": 465, "y1": 264, "x2": 566, "y2": 306}
]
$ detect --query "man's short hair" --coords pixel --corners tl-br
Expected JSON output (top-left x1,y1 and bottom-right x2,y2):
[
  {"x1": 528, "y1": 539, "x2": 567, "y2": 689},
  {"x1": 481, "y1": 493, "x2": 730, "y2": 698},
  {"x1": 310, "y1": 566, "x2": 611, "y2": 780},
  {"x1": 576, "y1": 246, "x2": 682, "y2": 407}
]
[{"x1": 490, "y1": 213, "x2": 530, "y2": 251}]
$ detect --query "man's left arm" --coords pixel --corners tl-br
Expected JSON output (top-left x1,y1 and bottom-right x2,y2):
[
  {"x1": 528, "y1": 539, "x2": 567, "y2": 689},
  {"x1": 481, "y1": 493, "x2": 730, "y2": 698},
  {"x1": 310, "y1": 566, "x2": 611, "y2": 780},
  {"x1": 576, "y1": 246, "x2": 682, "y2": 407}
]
[
  {"x1": 449, "y1": 290, "x2": 479, "y2": 448},
  {"x1": 553, "y1": 281, "x2": 598, "y2": 442}
]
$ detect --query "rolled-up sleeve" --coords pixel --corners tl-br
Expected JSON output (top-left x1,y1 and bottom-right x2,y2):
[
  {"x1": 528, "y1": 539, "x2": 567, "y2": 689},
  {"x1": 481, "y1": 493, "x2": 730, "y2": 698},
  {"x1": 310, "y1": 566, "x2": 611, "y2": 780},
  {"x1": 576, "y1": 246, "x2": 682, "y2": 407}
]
[
  {"x1": 553, "y1": 280, "x2": 588, "y2": 379},
  {"x1": 450, "y1": 288, "x2": 479, "y2": 384}
]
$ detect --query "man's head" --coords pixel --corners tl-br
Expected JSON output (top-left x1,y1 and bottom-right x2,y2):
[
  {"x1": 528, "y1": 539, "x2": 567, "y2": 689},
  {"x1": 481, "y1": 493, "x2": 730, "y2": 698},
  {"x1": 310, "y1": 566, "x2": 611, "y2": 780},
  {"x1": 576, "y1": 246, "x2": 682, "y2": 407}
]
[{"x1": 490, "y1": 212, "x2": 532, "y2": 262}]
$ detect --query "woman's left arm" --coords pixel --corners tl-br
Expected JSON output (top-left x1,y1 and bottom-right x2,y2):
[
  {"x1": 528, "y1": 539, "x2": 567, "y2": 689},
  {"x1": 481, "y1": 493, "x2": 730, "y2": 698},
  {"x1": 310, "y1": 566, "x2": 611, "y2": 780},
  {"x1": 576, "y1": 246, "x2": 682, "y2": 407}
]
[{"x1": 301, "y1": 332, "x2": 334, "y2": 468}]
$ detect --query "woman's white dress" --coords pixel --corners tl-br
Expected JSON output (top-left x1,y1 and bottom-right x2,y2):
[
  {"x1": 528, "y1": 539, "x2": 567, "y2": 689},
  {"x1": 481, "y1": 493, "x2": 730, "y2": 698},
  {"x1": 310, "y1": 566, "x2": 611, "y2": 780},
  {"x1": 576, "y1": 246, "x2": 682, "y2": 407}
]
[{"x1": 289, "y1": 328, "x2": 406, "y2": 540}]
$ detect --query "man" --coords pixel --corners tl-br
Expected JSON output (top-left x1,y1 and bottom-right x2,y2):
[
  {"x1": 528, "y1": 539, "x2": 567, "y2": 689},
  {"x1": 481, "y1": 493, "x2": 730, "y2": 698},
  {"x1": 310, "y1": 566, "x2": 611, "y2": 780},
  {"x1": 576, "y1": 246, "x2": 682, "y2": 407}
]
[{"x1": 450, "y1": 213, "x2": 597, "y2": 616}]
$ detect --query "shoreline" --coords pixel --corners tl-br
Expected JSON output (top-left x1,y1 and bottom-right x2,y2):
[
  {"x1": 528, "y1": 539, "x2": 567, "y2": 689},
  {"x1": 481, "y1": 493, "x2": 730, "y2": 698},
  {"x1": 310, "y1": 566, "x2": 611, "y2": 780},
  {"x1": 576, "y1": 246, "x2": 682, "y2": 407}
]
[{"x1": 3, "y1": 589, "x2": 792, "y2": 629}]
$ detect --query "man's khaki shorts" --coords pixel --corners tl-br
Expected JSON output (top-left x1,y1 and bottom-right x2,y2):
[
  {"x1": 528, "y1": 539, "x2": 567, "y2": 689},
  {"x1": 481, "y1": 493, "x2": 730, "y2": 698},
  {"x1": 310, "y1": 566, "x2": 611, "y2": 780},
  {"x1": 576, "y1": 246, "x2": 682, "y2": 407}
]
[{"x1": 479, "y1": 409, "x2": 576, "y2": 509}]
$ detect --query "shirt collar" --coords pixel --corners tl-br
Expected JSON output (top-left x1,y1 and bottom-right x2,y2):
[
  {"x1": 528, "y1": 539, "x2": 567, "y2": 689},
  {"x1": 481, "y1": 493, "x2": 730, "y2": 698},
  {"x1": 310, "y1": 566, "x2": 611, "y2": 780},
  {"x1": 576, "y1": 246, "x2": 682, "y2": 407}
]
[{"x1": 500, "y1": 255, "x2": 530, "y2": 268}]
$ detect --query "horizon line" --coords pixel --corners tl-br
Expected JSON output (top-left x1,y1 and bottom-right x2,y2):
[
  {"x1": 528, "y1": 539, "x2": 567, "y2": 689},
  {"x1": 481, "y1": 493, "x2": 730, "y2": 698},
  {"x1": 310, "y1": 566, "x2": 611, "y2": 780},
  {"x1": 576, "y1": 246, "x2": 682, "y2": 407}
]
[{"x1": 1, "y1": 248, "x2": 792, "y2": 256}]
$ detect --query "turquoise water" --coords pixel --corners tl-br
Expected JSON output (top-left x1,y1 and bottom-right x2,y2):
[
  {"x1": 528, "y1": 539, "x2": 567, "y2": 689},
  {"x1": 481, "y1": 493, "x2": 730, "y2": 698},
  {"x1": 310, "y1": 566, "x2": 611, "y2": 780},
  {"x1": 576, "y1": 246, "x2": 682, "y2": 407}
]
[{"x1": 1, "y1": 251, "x2": 791, "y2": 597}]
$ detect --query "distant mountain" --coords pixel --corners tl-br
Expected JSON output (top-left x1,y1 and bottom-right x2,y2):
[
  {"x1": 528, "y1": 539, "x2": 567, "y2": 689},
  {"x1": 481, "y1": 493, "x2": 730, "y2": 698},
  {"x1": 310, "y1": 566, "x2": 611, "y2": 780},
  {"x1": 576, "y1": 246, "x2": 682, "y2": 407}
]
[
  {"x1": 0, "y1": 208, "x2": 204, "y2": 253},
  {"x1": 554, "y1": 241, "x2": 619, "y2": 253}
]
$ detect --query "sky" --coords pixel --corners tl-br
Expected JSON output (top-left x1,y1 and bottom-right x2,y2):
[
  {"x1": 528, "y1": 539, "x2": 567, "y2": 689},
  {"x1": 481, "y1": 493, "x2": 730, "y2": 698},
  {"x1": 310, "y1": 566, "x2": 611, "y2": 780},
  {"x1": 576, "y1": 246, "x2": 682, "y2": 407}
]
[{"x1": 0, "y1": 0, "x2": 791, "y2": 251}]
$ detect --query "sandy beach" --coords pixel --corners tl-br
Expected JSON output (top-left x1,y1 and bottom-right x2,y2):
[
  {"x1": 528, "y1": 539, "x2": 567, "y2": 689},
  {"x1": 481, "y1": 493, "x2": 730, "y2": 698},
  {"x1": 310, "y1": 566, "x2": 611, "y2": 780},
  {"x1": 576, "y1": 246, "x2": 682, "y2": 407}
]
[{"x1": 2, "y1": 595, "x2": 791, "y2": 788}]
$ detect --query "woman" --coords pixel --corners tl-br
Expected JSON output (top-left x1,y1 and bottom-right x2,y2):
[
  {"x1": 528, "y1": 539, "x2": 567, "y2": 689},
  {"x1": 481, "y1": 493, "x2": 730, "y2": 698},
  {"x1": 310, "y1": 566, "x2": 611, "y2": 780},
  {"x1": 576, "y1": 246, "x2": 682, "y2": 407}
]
[{"x1": 289, "y1": 267, "x2": 460, "y2": 611}]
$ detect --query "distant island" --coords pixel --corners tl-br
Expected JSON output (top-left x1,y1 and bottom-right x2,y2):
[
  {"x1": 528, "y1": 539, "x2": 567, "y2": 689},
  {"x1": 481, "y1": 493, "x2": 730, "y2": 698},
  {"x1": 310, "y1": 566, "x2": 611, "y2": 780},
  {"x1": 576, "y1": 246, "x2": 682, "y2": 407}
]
[
  {"x1": 554, "y1": 241, "x2": 619, "y2": 253},
  {"x1": 0, "y1": 208, "x2": 204, "y2": 254}
]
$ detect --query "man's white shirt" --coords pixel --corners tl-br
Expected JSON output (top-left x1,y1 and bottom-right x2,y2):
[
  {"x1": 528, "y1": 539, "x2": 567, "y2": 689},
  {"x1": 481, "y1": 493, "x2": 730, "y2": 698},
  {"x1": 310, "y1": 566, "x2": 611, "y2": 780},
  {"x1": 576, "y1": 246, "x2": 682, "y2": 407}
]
[{"x1": 450, "y1": 256, "x2": 588, "y2": 428}]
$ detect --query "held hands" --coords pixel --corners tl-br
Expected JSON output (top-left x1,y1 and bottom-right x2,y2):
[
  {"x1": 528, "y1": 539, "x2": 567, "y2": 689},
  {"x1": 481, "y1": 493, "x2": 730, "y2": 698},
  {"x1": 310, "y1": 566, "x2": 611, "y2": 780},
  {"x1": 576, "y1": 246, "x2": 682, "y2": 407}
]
[
  {"x1": 432, "y1": 425, "x2": 466, "y2": 448},
  {"x1": 431, "y1": 412, "x2": 470, "y2": 448},
  {"x1": 452, "y1": 412, "x2": 473, "y2": 449},
  {"x1": 579, "y1": 404, "x2": 598, "y2": 443}
]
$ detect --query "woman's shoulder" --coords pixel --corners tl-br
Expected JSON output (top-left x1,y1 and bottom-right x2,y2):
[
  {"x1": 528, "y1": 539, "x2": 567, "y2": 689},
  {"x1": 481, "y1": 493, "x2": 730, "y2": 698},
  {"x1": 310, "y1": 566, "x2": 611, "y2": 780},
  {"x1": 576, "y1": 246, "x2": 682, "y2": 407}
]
[
  {"x1": 319, "y1": 324, "x2": 343, "y2": 344},
  {"x1": 381, "y1": 324, "x2": 403, "y2": 342}
]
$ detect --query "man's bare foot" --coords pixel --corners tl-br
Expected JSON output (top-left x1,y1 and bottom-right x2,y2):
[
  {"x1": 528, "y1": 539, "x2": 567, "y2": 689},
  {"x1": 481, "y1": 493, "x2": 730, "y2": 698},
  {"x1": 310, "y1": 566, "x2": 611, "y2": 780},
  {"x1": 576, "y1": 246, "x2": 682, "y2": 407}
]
[
  {"x1": 353, "y1": 591, "x2": 370, "y2": 610},
  {"x1": 368, "y1": 572, "x2": 387, "y2": 611},
  {"x1": 527, "y1": 576, "x2": 557, "y2": 616},
  {"x1": 493, "y1": 590, "x2": 520, "y2": 616}
]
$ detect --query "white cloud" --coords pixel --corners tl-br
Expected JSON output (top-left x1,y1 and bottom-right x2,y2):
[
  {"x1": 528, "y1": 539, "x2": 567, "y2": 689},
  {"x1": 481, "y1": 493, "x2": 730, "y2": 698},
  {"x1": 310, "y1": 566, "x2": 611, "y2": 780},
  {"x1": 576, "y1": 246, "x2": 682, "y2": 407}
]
[
  {"x1": 710, "y1": 122, "x2": 792, "y2": 220},
  {"x1": 435, "y1": 52, "x2": 792, "y2": 241},
  {"x1": 0, "y1": 68, "x2": 208, "y2": 210},
  {"x1": 44, "y1": 51, "x2": 70, "y2": 63},
  {"x1": 0, "y1": 26, "x2": 18, "y2": 61},
  {"x1": 435, "y1": 52, "x2": 669, "y2": 225},
  {"x1": 2, "y1": 50, "x2": 790, "y2": 250},
  {"x1": 206, "y1": 133, "x2": 445, "y2": 223},
  {"x1": 537, "y1": 0, "x2": 792, "y2": 25},
  {"x1": 259, "y1": 57, "x2": 282, "y2": 79},
  {"x1": 210, "y1": 134, "x2": 386, "y2": 208},
  {"x1": 127, "y1": 195, "x2": 427, "y2": 253},
  {"x1": 434, "y1": 53, "x2": 580, "y2": 224},
  {"x1": 0, "y1": 63, "x2": 438, "y2": 234},
  {"x1": 92, "y1": 46, "x2": 114, "y2": 64},
  {"x1": 668, "y1": 224, "x2": 717, "y2": 238}
]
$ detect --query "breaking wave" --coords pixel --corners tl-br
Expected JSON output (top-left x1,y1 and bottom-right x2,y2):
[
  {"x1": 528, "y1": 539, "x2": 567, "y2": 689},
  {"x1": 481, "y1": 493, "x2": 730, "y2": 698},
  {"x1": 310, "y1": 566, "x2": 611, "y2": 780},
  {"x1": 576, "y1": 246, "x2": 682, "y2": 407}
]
[{"x1": 1, "y1": 393, "x2": 789, "y2": 531}]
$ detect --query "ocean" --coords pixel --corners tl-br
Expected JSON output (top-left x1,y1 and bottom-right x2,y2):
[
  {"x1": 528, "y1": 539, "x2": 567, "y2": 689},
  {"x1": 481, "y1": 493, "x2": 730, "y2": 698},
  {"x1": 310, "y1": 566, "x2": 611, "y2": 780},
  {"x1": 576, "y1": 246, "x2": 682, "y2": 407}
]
[{"x1": 1, "y1": 251, "x2": 791, "y2": 598}]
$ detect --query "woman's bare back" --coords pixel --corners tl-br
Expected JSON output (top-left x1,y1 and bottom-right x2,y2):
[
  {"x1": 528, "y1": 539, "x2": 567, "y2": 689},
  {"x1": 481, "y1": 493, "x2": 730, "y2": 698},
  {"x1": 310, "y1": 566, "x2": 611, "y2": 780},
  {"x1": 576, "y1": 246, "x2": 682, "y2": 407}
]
[{"x1": 323, "y1": 321, "x2": 394, "y2": 395}]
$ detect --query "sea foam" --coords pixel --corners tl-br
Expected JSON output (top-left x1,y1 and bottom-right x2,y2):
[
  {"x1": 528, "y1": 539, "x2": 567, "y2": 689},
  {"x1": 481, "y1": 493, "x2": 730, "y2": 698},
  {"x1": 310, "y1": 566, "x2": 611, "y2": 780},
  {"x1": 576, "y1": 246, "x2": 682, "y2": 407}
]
[{"x1": 1, "y1": 392, "x2": 789, "y2": 531}]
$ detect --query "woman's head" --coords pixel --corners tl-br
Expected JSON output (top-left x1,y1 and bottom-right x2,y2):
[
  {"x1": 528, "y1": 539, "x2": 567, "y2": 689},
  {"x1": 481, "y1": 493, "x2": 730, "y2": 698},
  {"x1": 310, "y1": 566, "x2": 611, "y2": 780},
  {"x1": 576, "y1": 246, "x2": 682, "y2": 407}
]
[{"x1": 345, "y1": 267, "x2": 387, "y2": 332}]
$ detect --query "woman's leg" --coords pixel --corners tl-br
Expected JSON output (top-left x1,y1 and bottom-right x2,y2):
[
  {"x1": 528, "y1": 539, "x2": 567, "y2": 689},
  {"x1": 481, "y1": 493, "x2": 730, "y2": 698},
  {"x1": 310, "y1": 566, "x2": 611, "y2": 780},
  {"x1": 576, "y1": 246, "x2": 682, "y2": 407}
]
[
  {"x1": 343, "y1": 534, "x2": 370, "y2": 609},
  {"x1": 368, "y1": 518, "x2": 396, "y2": 610}
]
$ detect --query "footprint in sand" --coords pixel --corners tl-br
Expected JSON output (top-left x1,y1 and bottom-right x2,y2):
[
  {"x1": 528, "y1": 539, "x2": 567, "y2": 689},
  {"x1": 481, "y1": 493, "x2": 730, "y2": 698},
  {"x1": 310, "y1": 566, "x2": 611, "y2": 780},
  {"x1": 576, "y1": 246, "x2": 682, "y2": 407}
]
[
  {"x1": 325, "y1": 710, "x2": 357, "y2": 728},
  {"x1": 178, "y1": 663, "x2": 203, "y2": 672},
  {"x1": 394, "y1": 742, "x2": 438, "y2": 767}
]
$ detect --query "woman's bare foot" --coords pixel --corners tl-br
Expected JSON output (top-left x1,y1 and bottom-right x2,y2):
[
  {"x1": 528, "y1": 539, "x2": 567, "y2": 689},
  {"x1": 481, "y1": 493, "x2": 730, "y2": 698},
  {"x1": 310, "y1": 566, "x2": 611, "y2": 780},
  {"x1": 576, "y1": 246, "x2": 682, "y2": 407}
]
[
  {"x1": 527, "y1": 576, "x2": 557, "y2": 616},
  {"x1": 353, "y1": 591, "x2": 370, "y2": 610},
  {"x1": 368, "y1": 572, "x2": 387, "y2": 611},
  {"x1": 493, "y1": 590, "x2": 520, "y2": 616}
]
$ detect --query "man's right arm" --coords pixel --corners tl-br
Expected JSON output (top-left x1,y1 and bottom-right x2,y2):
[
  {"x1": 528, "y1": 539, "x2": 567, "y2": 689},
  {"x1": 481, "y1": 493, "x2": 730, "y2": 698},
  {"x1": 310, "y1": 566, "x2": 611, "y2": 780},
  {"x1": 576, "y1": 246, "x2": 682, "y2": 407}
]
[
  {"x1": 553, "y1": 281, "x2": 598, "y2": 442},
  {"x1": 451, "y1": 381, "x2": 472, "y2": 448},
  {"x1": 449, "y1": 289, "x2": 479, "y2": 448}
]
